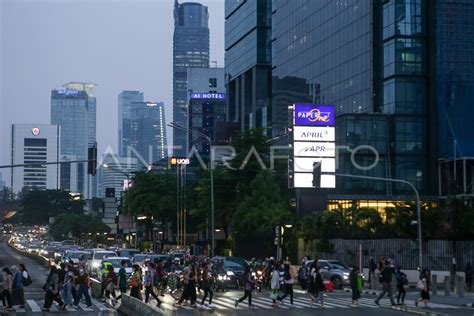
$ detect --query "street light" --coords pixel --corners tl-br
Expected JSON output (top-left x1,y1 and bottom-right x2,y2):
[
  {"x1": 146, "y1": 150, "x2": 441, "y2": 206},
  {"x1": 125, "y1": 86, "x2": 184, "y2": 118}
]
[{"x1": 168, "y1": 122, "x2": 216, "y2": 257}]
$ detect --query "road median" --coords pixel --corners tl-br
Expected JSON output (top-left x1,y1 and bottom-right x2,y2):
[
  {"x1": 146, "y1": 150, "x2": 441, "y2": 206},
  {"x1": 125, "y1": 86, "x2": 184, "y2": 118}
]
[{"x1": 118, "y1": 293, "x2": 162, "y2": 316}]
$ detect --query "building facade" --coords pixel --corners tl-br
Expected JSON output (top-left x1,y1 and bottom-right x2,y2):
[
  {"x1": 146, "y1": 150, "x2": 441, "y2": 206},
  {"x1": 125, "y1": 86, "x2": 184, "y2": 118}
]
[
  {"x1": 51, "y1": 88, "x2": 94, "y2": 198},
  {"x1": 173, "y1": 0, "x2": 210, "y2": 156},
  {"x1": 10, "y1": 124, "x2": 60, "y2": 193},
  {"x1": 129, "y1": 101, "x2": 167, "y2": 165},
  {"x1": 98, "y1": 154, "x2": 137, "y2": 199},
  {"x1": 225, "y1": 0, "x2": 272, "y2": 133},
  {"x1": 118, "y1": 91, "x2": 144, "y2": 158}
]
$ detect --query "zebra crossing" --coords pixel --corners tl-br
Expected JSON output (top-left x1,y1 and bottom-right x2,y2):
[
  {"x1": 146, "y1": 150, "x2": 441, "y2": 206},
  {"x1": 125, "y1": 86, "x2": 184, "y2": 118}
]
[
  {"x1": 4, "y1": 297, "x2": 114, "y2": 314},
  {"x1": 142, "y1": 292, "x2": 462, "y2": 312}
]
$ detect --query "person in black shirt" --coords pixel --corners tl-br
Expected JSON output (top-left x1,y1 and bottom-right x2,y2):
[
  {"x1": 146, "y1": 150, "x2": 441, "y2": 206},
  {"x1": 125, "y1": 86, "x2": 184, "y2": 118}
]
[{"x1": 375, "y1": 261, "x2": 396, "y2": 306}]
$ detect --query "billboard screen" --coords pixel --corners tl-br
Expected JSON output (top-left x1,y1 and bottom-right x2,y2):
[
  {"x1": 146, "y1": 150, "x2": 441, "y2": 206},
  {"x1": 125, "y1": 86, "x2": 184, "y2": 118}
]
[
  {"x1": 293, "y1": 126, "x2": 335, "y2": 142},
  {"x1": 294, "y1": 104, "x2": 335, "y2": 127}
]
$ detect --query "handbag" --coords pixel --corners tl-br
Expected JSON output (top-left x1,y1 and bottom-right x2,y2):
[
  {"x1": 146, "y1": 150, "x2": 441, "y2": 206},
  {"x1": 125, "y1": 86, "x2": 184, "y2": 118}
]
[
  {"x1": 416, "y1": 279, "x2": 424, "y2": 290},
  {"x1": 270, "y1": 289, "x2": 279, "y2": 300}
]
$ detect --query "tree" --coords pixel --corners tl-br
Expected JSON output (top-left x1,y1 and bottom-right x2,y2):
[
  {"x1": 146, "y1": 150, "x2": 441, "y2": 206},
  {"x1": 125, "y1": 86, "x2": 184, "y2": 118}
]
[
  {"x1": 124, "y1": 171, "x2": 176, "y2": 241},
  {"x1": 20, "y1": 189, "x2": 84, "y2": 225},
  {"x1": 49, "y1": 214, "x2": 110, "y2": 242}
]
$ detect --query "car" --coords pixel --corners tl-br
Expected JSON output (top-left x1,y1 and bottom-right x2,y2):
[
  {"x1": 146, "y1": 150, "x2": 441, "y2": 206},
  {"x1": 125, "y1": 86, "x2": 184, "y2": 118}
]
[
  {"x1": 87, "y1": 250, "x2": 117, "y2": 276},
  {"x1": 27, "y1": 243, "x2": 41, "y2": 254},
  {"x1": 305, "y1": 259, "x2": 351, "y2": 289},
  {"x1": 221, "y1": 257, "x2": 248, "y2": 287},
  {"x1": 97, "y1": 257, "x2": 133, "y2": 281},
  {"x1": 117, "y1": 248, "x2": 140, "y2": 258},
  {"x1": 63, "y1": 250, "x2": 92, "y2": 267},
  {"x1": 133, "y1": 253, "x2": 168, "y2": 267}
]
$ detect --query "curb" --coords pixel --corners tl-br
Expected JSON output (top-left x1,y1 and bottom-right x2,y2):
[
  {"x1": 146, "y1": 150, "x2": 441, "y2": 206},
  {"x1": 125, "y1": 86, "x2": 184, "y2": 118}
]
[{"x1": 386, "y1": 305, "x2": 448, "y2": 316}]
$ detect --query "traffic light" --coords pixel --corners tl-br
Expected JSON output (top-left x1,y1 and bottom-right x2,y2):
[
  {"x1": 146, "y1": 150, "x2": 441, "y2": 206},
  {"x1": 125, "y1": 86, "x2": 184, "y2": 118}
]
[
  {"x1": 312, "y1": 161, "x2": 321, "y2": 188},
  {"x1": 88, "y1": 146, "x2": 97, "y2": 176}
]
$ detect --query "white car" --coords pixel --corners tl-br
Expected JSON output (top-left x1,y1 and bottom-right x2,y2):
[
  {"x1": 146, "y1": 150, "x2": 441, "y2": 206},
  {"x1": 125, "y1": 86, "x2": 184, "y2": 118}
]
[
  {"x1": 87, "y1": 250, "x2": 117, "y2": 276},
  {"x1": 97, "y1": 257, "x2": 133, "y2": 281}
]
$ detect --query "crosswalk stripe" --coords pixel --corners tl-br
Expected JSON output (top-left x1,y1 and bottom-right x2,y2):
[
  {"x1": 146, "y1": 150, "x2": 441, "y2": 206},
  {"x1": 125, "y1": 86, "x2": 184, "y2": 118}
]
[
  {"x1": 292, "y1": 297, "x2": 337, "y2": 309},
  {"x1": 219, "y1": 295, "x2": 273, "y2": 309},
  {"x1": 257, "y1": 297, "x2": 305, "y2": 308},
  {"x1": 332, "y1": 297, "x2": 377, "y2": 308},
  {"x1": 26, "y1": 300, "x2": 42, "y2": 312},
  {"x1": 78, "y1": 302, "x2": 94, "y2": 311}
]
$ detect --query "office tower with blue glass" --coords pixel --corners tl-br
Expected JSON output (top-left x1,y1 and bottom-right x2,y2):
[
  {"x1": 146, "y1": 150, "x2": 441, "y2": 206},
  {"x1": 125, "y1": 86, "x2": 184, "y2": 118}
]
[
  {"x1": 118, "y1": 90, "x2": 144, "y2": 157},
  {"x1": 51, "y1": 86, "x2": 96, "y2": 198},
  {"x1": 173, "y1": 0, "x2": 210, "y2": 156},
  {"x1": 128, "y1": 101, "x2": 167, "y2": 165}
]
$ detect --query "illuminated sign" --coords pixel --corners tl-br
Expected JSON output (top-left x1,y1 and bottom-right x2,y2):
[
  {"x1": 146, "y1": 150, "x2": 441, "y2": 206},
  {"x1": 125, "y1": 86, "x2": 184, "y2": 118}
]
[
  {"x1": 293, "y1": 142, "x2": 336, "y2": 157},
  {"x1": 190, "y1": 93, "x2": 225, "y2": 100},
  {"x1": 294, "y1": 104, "x2": 335, "y2": 126},
  {"x1": 31, "y1": 128, "x2": 40, "y2": 136},
  {"x1": 170, "y1": 157, "x2": 190, "y2": 166},
  {"x1": 293, "y1": 126, "x2": 334, "y2": 142},
  {"x1": 57, "y1": 89, "x2": 80, "y2": 95}
]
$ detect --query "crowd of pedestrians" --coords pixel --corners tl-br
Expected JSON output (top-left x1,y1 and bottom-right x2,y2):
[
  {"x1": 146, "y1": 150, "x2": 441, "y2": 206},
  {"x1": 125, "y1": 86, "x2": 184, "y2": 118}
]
[{"x1": 0, "y1": 264, "x2": 31, "y2": 311}]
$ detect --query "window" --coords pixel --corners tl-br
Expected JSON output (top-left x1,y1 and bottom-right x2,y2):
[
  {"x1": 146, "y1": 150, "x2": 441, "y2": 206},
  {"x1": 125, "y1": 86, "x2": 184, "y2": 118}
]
[{"x1": 209, "y1": 78, "x2": 217, "y2": 88}]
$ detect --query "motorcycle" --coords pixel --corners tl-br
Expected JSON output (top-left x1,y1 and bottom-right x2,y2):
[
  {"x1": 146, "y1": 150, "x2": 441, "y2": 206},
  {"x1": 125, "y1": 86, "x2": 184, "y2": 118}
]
[{"x1": 254, "y1": 269, "x2": 265, "y2": 292}]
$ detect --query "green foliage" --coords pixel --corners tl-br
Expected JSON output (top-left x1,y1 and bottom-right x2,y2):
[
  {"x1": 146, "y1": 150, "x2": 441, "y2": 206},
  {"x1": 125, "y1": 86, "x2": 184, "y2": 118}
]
[
  {"x1": 232, "y1": 170, "x2": 294, "y2": 235},
  {"x1": 49, "y1": 214, "x2": 110, "y2": 241},
  {"x1": 20, "y1": 189, "x2": 84, "y2": 225}
]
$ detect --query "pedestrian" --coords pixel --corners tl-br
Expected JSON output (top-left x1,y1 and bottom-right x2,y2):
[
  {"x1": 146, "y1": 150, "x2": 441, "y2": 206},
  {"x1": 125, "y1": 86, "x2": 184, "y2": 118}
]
[
  {"x1": 395, "y1": 267, "x2": 407, "y2": 305},
  {"x1": 234, "y1": 266, "x2": 255, "y2": 308},
  {"x1": 349, "y1": 267, "x2": 361, "y2": 306},
  {"x1": 465, "y1": 262, "x2": 472, "y2": 292},
  {"x1": 176, "y1": 267, "x2": 197, "y2": 307},
  {"x1": 369, "y1": 257, "x2": 377, "y2": 289},
  {"x1": 270, "y1": 263, "x2": 281, "y2": 307},
  {"x1": 374, "y1": 260, "x2": 396, "y2": 306},
  {"x1": 73, "y1": 266, "x2": 92, "y2": 308},
  {"x1": 42, "y1": 266, "x2": 65, "y2": 311},
  {"x1": 200, "y1": 263, "x2": 214, "y2": 309},
  {"x1": 19, "y1": 264, "x2": 31, "y2": 287},
  {"x1": 310, "y1": 263, "x2": 325, "y2": 309},
  {"x1": 12, "y1": 265, "x2": 25, "y2": 308},
  {"x1": 277, "y1": 264, "x2": 294, "y2": 306},
  {"x1": 62, "y1": 264, "x2": 74, "y2": 309},
  {"x1": 129, "y1": 264, "x2": 142, "y2": 300},
  {"x1": 297, "y1": 261, "x2": 309, "y2": 290},
  {"x1": 0, "y1": 267, "x2": 13, "y2": 311},
  {"x1": 415, "y1": 269, "x2": 430, "y2": 308},
  {"x1": 144, "y1": 262, "x2": 161, "y2": 308},
  {"x1": 115, "y1": 260, "x2": 128, "y2": 301},
  {"x1": 104, "y1": 265, "x2": 118, "y2": 306}
]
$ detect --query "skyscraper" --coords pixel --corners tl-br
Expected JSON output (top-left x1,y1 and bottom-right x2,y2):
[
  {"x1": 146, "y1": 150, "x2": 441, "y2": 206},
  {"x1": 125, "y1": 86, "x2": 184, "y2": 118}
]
[
  {"x1": 51, "y1": 87, "x2": 95, "y2": 198},
  {"x1": 129, "y1": 101, "x2": 167, "y2": 165},
  {"x1": 173, "y1": 0, "x2": 210, "y2": 156},
  {"x1": 118, "y1": 91, "x2": 144, "y2": 157},
  {"x1": 225, "y1": 0, "x2": 272, "y2": 133},
  {"x1": 10, "y1": 124, "x2": 60, "y2": 193}
]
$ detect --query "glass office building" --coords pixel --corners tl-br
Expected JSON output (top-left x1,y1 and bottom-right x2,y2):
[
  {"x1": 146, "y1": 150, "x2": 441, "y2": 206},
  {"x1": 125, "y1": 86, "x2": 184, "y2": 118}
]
[
  {"x1": 225, "y1": 0, "x2": 272, "y2": 132},
  {"x1": 118, "y1": 90, "x2": 144, "y2": 157},
  {"x1": 173, "y1": 0, "x2": 210, "y2": 156},
  {"x1": 129, "y1": 102, "x2": 167, "y2": 165}
]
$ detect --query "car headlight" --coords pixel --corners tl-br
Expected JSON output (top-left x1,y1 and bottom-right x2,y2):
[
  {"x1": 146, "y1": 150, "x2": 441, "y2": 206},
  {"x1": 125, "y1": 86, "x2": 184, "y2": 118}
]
[
  {"x1": 226, "y1": 271, "x2": 235, "y2": 276},
  {"x1": 343, "y1": 275, "x2": 349, "y2": 280},
  {"x1": 257, "y1": 271, "x2": 263, "y2": 275},
  {"x1": 218, "y1": 275, "x2": 225, "y2": 280},
  {"x1": 251, "y1": 272, "x2": 256, "y2": 277}
]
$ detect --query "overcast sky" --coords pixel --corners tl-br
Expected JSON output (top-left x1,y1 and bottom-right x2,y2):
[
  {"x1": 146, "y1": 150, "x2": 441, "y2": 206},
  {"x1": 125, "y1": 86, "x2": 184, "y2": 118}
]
[{"x1": 0, "y1": 0, "x2": 225, "y2": 181}]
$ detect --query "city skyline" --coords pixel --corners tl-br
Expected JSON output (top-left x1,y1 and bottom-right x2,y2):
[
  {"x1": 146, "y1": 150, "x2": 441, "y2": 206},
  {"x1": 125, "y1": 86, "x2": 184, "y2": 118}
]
[{"x1": 0, "y1": 0, "x2": 225, "y2": 181}]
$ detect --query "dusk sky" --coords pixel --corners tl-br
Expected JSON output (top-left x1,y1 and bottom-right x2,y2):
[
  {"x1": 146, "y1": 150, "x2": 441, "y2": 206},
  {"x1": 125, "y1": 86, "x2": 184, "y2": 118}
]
[{"x1": 0, "y1": 0, "x2": 225, "y2": 180}]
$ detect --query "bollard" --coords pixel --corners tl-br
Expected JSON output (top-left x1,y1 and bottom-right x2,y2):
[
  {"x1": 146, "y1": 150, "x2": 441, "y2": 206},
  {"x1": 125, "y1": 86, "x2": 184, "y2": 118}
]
[
  {"x1": 454, "y1": 274, "x2": 459, "y2": 294},
  {"x1": 444, "y1": 276, "x2": 451, "y2": 296},
  {"x1": 432, "y1": 275, "x2": 437, "y2": 296},
  {"x1": 458, "y1": 276, "x2": 465, "y2": 298}
]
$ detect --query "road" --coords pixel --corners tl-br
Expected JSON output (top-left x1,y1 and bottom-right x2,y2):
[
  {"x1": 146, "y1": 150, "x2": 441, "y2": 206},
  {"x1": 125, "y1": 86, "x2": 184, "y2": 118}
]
[
  {"x1": 1, "y1": 235, "x2": 472, "y2": 315},
  {"x1": 0, "y1": 236, "x2": 114, "y2": 315}
]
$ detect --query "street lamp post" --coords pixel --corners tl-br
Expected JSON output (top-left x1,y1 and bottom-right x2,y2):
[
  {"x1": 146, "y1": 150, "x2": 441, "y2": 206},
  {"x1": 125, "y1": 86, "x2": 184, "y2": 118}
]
[
  {"x1": 169, "y1": 122, "x2": 216, "y2": 257},
  {"x1": 335, "y1": 173, "x2": 423, "y2": 270}
]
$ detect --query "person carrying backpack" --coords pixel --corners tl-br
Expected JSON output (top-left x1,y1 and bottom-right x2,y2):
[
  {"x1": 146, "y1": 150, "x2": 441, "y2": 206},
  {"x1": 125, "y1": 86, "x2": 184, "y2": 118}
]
[
  {"x1": 11, "y1": 265, "x2": 25, "y2": 308},
  {"x1": 297, "y1": 261, "x2": 309, "y2": 290},
  {"x1": 395, "y1": 267, "x2": 407, "y2": 305},
  {"x1": 277, "y1": 264, "x2": 295, "y2": 306}
]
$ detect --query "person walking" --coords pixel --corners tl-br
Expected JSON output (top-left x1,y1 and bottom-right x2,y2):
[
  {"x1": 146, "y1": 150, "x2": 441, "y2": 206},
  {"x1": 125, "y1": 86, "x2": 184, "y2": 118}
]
[
  {"x1": 200, "y1": 264, "x2": 214, "y2": 309},
  {"x1": 395, "y1": 267, "x2": 407, "y2": 305},
  {"x1": 307, "y1": 261, "x2": 317, "y2": 303},
  {"x1": 42, "y1": 266, "x2": 65, "y2": 311},
  {"x1": 1, "y1": 267, "x2": 13, "y2": 311},
  {"x1": 270, "y1": 263, "x2": 281, "y2": 307},
  {"x1": 144, "y1": 262, "x2": 161, "y2": 308},
  {"x1": 104, "y1": 265, "x2": 118, "y2": 306},
  {"x1": 129, "y1": 264, "x2": 142, "y2": 301},
  {"x1": 349, "y1": 267, "x2": 361, "y2": 306},
  {"x1": 465, "y1": 262, "x2": 472, "y2": 292},
  {"x1": 234, "y1": 266, "x2": 255, "y2": 308},
  {"x1": 277, "y1": 264, "x2": 294, "y2": 306},
  {"x1": 11, "y1": 265, "x2": 25, "y2": 308},
  {"x1": 297, "y1": 261, "x2": 309, "y2": 291},
  {"x1": 415, "y1": 269, "x2": 430, "y2": 308},
  {"x1": 369, "y1": 257, "x2": 377, "y2": 289},
  {"x1": 311, "y1": 263, "x2": 325, "y2": 309},
  {"x1": 115, "y1": 260, "x2": 128, "y2": 301},
  {"x1": 176, "y1": 267, "x2": 197, "y2": 307},
  {"x1": 73, "y1": 267, "x2": 92, "y2": 308},
  {"x1": 62, "y1": 264, "x2": 74, "y2": 309},
  {"x1": 374, "y1": 260, "x2": 396, "y2": 307}
]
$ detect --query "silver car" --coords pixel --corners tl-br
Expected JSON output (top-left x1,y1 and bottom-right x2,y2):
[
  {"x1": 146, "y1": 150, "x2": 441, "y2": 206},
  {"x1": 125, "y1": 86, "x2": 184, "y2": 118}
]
[{"x1": 305, "y1": 259, "x2": 351, "y2": 289}]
